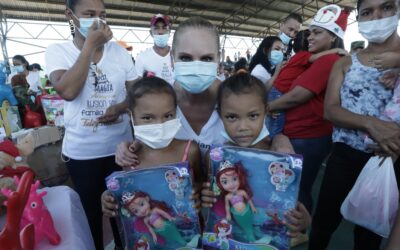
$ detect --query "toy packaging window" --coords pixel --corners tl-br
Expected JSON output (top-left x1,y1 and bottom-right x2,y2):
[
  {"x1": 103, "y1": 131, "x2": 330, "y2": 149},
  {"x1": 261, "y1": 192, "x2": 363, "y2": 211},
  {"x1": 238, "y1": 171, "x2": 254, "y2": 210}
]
[
  {"x1": 40, "y1": 95, "x2": 64, "y2": 127},
  {"x1": 106, "y1": 162, "x2": 201, "y2": 250},
  {"x1": 203, "y1": 146, "x2": 303, "y2": 250}
]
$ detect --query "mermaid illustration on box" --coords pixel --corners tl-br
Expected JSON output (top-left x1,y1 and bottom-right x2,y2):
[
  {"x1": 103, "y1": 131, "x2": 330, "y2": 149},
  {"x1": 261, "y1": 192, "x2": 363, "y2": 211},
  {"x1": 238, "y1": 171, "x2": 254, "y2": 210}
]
[
  {"x1": 213, "y1": 219, "x2": 232, "y2": 249},
  {"x1": 121, "y1": 191, "x2": 199, "y2": 249},
  {"x1": 214, "y1": 160, "x2": 258, "y2": 242}
]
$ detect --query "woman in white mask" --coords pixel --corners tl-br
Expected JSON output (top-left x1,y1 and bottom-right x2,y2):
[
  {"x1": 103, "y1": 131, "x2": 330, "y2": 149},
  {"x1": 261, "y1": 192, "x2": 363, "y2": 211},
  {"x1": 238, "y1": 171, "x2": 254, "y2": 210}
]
[
  {"x1": 249, "y1": 36, "x2": 285, "y2": 86},
  {"x1": 309, "y1": 1, "x2": 400, "y2": 249},
  {"x1": 11, "y1": 55, "x2": 41, "y2": 95},
  {"x1": 45, "y1": 0, "x2": 139, "y2": 249},
  {"x1": 116, "y1": 18, "x2": 293, "y2": 167}
]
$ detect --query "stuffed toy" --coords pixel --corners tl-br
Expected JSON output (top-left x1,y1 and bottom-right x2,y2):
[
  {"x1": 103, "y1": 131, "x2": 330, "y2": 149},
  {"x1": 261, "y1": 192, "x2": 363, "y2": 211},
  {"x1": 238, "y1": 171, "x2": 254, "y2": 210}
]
[
  {"x1": 0, "y1": 61, "x2": 18, "y2": 106},
  {"x1": 0, "y1": 134, "x2": 35, "y2": 209},
  {"x1": 0, "y1": 171, "x2": 35, "y2": 250},
  {"x1": 2, "y1": 176, "x2": 61, "y2": 248}
]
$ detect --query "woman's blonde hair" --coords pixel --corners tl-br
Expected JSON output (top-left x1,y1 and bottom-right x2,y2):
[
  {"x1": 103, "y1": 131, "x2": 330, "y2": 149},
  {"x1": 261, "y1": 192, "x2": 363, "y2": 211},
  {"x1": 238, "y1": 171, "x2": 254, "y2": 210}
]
[{"x1": 172, "y1": 17, "x2": 220, "y2": 56}]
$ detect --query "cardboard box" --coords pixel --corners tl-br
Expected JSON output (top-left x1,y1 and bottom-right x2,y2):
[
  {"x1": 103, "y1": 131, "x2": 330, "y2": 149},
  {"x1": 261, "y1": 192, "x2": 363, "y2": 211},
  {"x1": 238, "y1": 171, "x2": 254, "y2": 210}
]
[{"x1": 12, "y1": 126, "x2": 62, "y2": 149}]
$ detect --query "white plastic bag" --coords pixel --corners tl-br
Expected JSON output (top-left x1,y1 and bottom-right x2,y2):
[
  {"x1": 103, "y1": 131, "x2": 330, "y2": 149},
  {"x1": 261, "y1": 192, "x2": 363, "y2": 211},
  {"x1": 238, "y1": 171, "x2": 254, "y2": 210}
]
[{"x1": 340, "y1": 156, "x2": 399, "y2": 238}]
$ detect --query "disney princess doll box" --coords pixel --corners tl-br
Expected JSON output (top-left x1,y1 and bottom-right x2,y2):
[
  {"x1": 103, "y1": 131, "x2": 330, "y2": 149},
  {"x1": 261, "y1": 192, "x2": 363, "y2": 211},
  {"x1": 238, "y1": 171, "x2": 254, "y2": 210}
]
[
  {"x1": 106, "y1": 162, "x2": 201, "y2": 250},
  {"x1": 203, "y1": 146, "x2": 303, "y2": 250}
]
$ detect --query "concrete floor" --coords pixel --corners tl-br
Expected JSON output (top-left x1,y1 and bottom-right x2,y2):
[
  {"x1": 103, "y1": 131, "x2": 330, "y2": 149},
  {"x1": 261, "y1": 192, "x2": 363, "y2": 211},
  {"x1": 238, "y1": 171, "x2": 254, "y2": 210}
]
[{"x1": 28, "y1": 142, "x2": 389, "y2": 250}]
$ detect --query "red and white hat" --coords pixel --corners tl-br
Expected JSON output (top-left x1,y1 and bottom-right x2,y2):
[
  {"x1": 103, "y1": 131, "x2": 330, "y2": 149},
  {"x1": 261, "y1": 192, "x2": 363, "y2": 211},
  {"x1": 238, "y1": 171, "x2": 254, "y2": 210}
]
[
  {"x1": 150, "y1": 14, "x2": 171, "y2": 27},
  {"x1": 0, "y1": 139, "x2": 22, "y2": 162},
  {"x1": 310, "y1": 4, "x2": 350, "y2": 40}
]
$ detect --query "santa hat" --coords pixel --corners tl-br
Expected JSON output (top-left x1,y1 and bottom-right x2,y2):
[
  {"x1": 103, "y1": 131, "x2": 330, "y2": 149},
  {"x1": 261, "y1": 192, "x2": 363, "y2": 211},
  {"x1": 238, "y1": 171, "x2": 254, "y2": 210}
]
[
  {"x1": 310, "y1": 4, "x2": 350, "y2": 40},
  {"x1": 0, "y1": 139, "x2": 22, "y2": 162}
]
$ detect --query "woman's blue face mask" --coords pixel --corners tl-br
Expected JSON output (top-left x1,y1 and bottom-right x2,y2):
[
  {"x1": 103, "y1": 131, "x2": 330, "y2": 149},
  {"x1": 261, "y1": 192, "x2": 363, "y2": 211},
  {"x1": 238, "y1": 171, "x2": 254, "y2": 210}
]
[
  {"x1": 174, "y1": 61, "x2": 218, "y2": 94},
  {"x1": 269, "y1": 50, "x2": 284, "y2": 66},
  {"x1": 72, "y1": 12, "x2": 105, "y2": 38}
]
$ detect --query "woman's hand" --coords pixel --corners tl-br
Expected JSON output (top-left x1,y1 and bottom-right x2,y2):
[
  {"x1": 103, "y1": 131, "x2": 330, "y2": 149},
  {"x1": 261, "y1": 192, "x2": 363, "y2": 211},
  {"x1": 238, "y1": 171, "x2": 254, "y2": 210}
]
[
  {"x1": 335, "y1": 48, "x2": 350, "y2": 57},
  {"x1": 85, "y1": 21, "x2": 113, "y2": 49},
  {"x1": 371, "y1": 52, "x2": 400, "y2": 71},
  {"x1": 98, "y1": 103, "x2": 123, "y2": 124},
  {"x1": 379, "y1": 69, "x2": 399, "y2": 89},
  {"x1": 366, "y1": 119, "x2": 400, "y2": 157},
  {"x1": 115, "y1": 141, "x2": 140, "y2": 168},
  {"x1": 201, "y1": 182, "x2": 217, "y2": 208},
  {"x1": 270, "y1": 134, "x2": 295, "y2": 154},
  {"x1": 284, "y1": 202, "x2": 311, "y2": 237},
  {"x1": 101, "y1": 190, "x2": 118, "y2": 217},
  {"x1": 274, "y1": 61, "x2": 287, "y2": 75}
]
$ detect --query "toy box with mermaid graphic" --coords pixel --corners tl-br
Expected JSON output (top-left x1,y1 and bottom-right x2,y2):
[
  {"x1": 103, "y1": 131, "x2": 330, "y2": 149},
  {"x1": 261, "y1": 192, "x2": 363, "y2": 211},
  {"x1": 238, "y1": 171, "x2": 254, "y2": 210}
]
[
  {"x1": 202, "y1": 146, "x2": 303, "y2": 250},
  {"x1": 106, "y1": 162, "x2": 201, "y2": 250}
]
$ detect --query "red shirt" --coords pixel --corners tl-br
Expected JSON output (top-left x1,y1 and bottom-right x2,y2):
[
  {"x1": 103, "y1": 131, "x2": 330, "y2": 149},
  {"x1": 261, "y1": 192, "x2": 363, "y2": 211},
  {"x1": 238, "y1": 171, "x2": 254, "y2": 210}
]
[
  {"x1": 283, "y1": 54, "x2": 340, "y2": 139},
  {"x1": 275, "y1": 51, "x2": 311, "y2": 93}
]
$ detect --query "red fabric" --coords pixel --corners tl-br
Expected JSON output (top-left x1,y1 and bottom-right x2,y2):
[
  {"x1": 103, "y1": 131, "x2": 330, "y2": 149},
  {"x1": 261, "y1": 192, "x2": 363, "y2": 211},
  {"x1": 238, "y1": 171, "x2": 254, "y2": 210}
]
[
  {"x1": 274, "y1": 51, "x2": 312, "y2": 93},
  {"x1": 0, "y1": 166, "x2": 35, "y2": 179},
  {"x1": 336, "y1": 10, "x2": 350, "y2": 32},
  {"x1": 0, "y1": 140, "x2": 20, "y2": 158},
  {"x1": 23, "y1": 105, "x2": 44, "y2": 128},
  {"x1": 283, "y1": 54, "x2": 340, "y2": 138}
]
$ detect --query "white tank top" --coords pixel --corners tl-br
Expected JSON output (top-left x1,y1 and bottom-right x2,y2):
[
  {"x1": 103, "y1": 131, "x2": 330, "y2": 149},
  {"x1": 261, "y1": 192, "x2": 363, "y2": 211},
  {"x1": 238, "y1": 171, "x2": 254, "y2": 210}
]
[{"x1": 175, "y1": 107, "x2": 225, "y2": 156}]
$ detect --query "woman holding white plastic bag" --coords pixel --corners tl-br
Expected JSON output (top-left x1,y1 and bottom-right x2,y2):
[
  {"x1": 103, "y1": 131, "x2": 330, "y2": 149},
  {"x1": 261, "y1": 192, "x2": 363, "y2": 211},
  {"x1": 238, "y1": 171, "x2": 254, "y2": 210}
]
[
  {"x1": 341, "y1": 156, "x2": 399, "y2": 237},
  {"x1": 308, "y1": 0, "x2": 400, "y2": 249}
]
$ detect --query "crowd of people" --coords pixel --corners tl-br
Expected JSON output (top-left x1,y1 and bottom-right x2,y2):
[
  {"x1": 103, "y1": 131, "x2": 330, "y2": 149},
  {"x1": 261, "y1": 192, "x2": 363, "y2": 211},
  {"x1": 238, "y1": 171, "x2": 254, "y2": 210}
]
[{"x1": 30, "y1": 0, "x2": 400, "y2": 249}]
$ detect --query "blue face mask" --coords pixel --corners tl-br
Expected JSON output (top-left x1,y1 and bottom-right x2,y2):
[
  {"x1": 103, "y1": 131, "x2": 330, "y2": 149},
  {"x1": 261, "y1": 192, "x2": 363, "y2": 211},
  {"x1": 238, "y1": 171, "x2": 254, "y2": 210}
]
[
  {"x1": 73, "y1": 13, "x2": 102, "y2": 38},
  {"x1": 270, "y1": 50, "x2": 284, "y2": 66},
  {"x1": 153, "y1": 34, "x2": 170, "y2": 48},
  {"x1": 221, "y1": 121, "x2": 270, "y2": 146},
  {"x1": 13, "y1": 65, "x2": 24, "y2": 73},
  {"x1": 279, "y1": 32, "x2": 292, "y2": 45},
  {"x1": 174, "y1": 61, "x2": 217, "y2": 94}
]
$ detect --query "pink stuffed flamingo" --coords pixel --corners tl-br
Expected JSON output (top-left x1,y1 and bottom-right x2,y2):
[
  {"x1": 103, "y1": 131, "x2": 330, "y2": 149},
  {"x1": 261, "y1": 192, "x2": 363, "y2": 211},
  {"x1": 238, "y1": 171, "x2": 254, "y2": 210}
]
[
  {"x1": 0, "y1": 171, "x2": 35, "y2": 250},
  {"x1": 2, "y1": 177, "x2": 61, "y2": 248}
]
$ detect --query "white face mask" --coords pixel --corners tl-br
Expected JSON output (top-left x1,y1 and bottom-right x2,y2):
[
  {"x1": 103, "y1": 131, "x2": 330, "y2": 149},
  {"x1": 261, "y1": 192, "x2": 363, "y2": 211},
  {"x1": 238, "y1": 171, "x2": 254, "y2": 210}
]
[
  {"x1": 220, "y1": 121, "x2": 270, "y2": 146},
  {"x1": 133, "y1": 118, "x2": 182, "y2": 149},
  {"x1": 358, "y1": 14, "x2": 399, "y2": 44}
]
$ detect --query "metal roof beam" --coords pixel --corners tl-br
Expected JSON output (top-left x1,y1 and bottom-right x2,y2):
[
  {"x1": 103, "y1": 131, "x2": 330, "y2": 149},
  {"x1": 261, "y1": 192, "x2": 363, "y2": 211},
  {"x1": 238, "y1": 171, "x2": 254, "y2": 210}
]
[
  {"x1": 0, "y1": 8, "x2": 9, "y2": 67},
  {"x1": 0, "y1": 3, "x2": 276, "y2": 31},
  {"x1": 124, "y1": 0, "x2": 314, "y2": 22},
  {"x1": 2, "y1": 10, "x2": 263, "y2": 35},
  {"x1": 218, "y1": 0, "x2": 277, "y2": 36},
  {"x1": 1, "y1": 0, "x2": 349, "y2": 38},
  {"x1": 255, "y1": 0, "x2": 318, "y2": 37}
]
